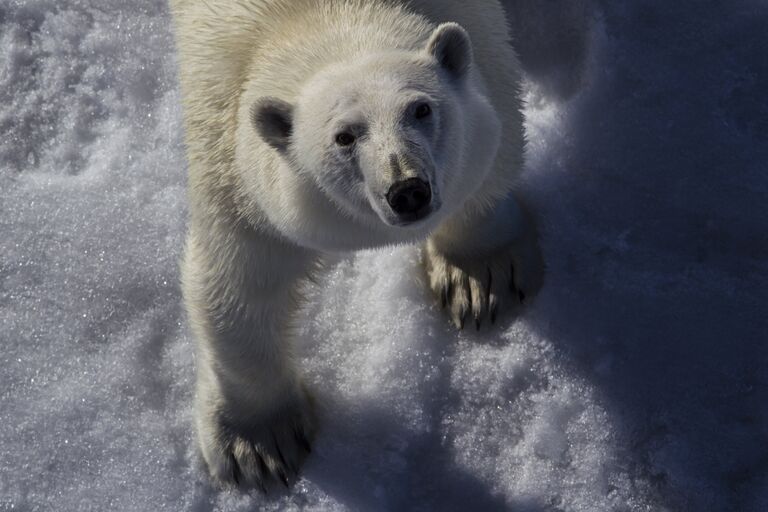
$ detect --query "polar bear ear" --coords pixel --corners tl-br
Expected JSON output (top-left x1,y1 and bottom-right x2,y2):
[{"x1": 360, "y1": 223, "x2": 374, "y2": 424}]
[
  {"x1": 251, "y1": 97, "x2": 294, "y2": 153},
  {"x1": 426, "y1": 22, "x2": 473, "y2": 79}
]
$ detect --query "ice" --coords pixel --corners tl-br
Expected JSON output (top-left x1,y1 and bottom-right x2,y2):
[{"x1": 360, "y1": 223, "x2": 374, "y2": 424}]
[{"x1": 1, "y1": 1, "x2": 766, "y2": 511}]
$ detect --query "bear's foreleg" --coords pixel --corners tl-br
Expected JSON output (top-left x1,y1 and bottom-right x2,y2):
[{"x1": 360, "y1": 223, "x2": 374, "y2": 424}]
[
  {"x1": 424, "y1": 192, "x2": 544, "y2": 329},
  {"x1": 182, "y1": 225, "x2": 317, "y2": 490}
]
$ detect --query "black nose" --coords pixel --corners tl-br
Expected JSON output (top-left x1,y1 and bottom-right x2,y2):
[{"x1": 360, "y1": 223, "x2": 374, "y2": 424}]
[{"x1": 386, "y1": 178, "x2": 432, "y2": 218}]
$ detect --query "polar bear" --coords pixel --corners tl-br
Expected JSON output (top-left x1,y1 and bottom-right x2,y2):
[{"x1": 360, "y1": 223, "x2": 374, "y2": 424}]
[{"x1": 171, "y1": 0, "x2": 544, "y2": 490}]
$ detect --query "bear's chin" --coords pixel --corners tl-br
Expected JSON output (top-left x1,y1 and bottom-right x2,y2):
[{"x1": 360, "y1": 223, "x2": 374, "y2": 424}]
[{"x1": 374, "y1": 206, "x2": 437, "y2": 228}]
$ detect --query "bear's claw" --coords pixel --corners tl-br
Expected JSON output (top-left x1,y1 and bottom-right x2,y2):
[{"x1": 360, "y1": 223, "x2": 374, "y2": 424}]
[
  {"x1": 199, "y1": 388, "x2": 315, "y2": 493},
  {"x1": 424, "y1": 238, "x2": 543, "y2": 330}
]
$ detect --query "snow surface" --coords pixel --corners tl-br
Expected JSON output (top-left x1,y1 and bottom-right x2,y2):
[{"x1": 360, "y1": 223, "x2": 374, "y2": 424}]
[{"x1": 1, "y1": 1, "x2": 767, "y2": 510}]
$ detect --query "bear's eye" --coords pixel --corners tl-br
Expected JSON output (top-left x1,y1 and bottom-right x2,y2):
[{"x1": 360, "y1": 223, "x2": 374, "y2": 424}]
[
  {"x1": 414, "y1": 103, "x2": 432, "y2": 119},
  {"x1": 335, "y1": 132, "x2": 356, "y2": 147}
]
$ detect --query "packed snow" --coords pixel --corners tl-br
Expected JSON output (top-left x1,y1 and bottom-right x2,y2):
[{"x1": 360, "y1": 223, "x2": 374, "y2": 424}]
[{"x1": 1, "y1": 1, "x2": 766, "y2": 511}]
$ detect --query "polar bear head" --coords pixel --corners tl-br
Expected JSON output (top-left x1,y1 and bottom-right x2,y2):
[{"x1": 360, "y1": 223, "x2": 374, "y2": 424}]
[{"x1": 247, "y1": 23, "x2": 501, "y2": 248}]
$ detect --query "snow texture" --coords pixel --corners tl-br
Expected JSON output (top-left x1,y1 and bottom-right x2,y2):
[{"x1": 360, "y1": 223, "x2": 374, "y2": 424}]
[{"x1": 1, "y1": 1, "x2": 767, "y2": 510}]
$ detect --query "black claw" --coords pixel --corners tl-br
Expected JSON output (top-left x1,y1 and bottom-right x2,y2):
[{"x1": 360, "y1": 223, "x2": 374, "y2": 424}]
[
  {"x1": 490, "y1": 304, "x2": 497, "y2": 324},
  {"x1": 277, "y1": 468, "x2": 289, "y2": 488},
  {"x1": 272, "y1": 433, "x2": 288, "y2": 469},
  {"x1": 510, "y1": 263, "x2": 517, "y2": 292},
  {"x1": 518, "y1": 290, "x2": 526, "y2": 304},
  {"x1": 475, "y1": 317, "x2": 481, "y2": 331},
  {"x1": 257, "y1": 480, "x2": 267, "y2": 494},
  {"x1": 457, "y1": 310, "x2": 466, "y2": 330},
  {"x1": 272, "y1": 433, "x2": 297, "y2": 480},
  {"x1": 295, "y1": 429, "x2": 311, "y2": 454},
  {"x1": 486, "y1": 268, "x2": 493, "y2": 304},
  {"x1": 441, "y1": 287, "x2": 448, "y2": 309},
  {"x1": 229, "y1": 452, "x2": 241, "y2": 486},
  {"x1": 256, "y1": 452, "x2": 270, "y2": 478}
]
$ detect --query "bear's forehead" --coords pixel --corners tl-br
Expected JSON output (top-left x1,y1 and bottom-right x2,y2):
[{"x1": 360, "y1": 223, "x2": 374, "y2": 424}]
[
  {"x1": 313, "y1": 52, "x2": 438, "y2": 92},
  {"x1": 330, "y1": 87, "x2": 433, "y2": 112},
  {"x1": 308, "y1": 57, "x2": 441, "y2": 110}
]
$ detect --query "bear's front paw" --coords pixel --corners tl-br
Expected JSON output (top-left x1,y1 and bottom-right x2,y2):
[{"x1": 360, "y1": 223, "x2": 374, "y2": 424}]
[
  {"x1": 198, "y1": 387, "x2": 315, "y2": 491},
  {"x1": 424, "y1": 237, "x2": 544, "y2": 330}
]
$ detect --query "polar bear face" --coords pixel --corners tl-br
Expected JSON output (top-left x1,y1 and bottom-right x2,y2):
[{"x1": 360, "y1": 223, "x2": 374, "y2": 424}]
[
  {"x1": 291, "y1": 54, "x2": 448, "y2": 229},
  {"x1": 250, "y1": 23, "x2": 501, "y2": 248}
]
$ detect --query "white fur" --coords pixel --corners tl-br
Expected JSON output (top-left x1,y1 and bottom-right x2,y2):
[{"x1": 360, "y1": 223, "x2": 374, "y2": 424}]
[{"x1": 171, "y1": 0, "x2": 543, "y2": 489}]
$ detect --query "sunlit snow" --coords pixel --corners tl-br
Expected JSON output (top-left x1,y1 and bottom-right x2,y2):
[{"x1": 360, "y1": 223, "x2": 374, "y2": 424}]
[{"x1": 1, "y1": 1, "x2": 766, "y2": 511}]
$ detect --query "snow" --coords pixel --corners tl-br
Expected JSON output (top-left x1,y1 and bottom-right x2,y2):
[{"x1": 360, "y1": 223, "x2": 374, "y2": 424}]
[{"x1": 1, "y1": 1, "x2": 766, "y2": 511}]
